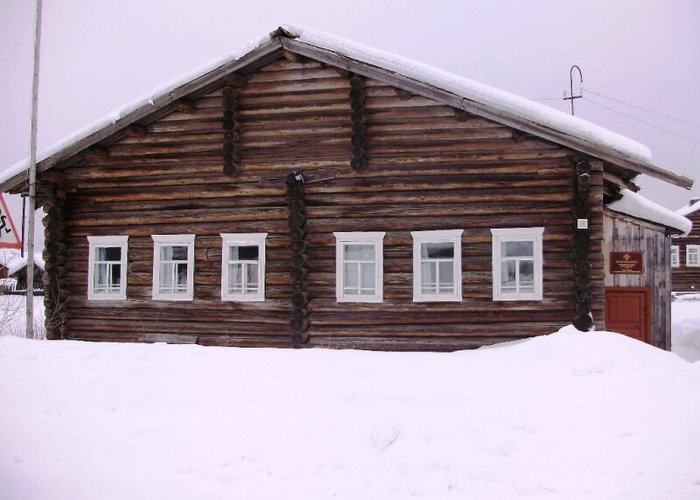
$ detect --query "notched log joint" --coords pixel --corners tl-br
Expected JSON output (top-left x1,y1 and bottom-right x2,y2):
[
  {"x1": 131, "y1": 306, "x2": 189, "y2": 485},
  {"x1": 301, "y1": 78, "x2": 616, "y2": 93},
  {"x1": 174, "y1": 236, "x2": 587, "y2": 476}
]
[
  {"x1": 222, "y1": 74, "x2": 247, "y2": 178},
  {"x1": 573, "y1": 157, "x2": 593, "y2": 332},
  {"x1": 286, "y1": 171, "x2": 310, "y2": 345},
  {"x1": 349, "y1": 74, "x2": 368, "y2": 171}
]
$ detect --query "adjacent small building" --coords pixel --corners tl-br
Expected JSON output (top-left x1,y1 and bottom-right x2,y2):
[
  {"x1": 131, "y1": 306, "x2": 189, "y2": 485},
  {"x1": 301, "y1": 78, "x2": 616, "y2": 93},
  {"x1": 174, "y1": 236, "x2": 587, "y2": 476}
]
[
  {"x1": 0, "y1": 25, "x2": 693, "y2": 350},
  {"x1": 671, "y1": 199, "x2": 700, "y2": 293},
  {"x1": 0, "y1": 249, "x2": 45, "y2": 294}
]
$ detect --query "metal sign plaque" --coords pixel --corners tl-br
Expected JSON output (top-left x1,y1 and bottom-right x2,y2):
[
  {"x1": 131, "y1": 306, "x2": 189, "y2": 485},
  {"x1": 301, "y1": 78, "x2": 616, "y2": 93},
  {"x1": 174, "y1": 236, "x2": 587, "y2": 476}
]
[{"x1": 610, "y1": 252, "x2": 644, "y2": 274}]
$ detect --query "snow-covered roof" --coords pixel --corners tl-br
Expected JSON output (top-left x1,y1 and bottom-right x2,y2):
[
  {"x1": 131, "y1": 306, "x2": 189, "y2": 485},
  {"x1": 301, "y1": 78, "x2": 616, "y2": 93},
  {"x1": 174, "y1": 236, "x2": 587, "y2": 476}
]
[
  {"x1": 5, "y1": 252, "x2": 45, "y2": 275},
  {"x1": 0, "y1": 24, "x2": 693, "y2": 190},
  {"x1": 0, "y1": 249, "x2": 22, "y2": 269},
  {"x1": 607, "y1": 189, "x2": 692, "y2": 234},
  {"x1": 676, "y1": 199, "x2": 700, "y2": 218}
]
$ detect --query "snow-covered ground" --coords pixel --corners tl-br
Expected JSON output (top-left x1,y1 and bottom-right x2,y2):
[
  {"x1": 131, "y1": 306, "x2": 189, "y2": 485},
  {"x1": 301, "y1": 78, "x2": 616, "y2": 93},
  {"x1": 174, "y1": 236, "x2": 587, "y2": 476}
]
[
  {"x1": 672, "y1": 294, "x2": 700, "y2": 362},
  {"x1": 1, "y1": 311, "x2": 699, "y2": 499}
]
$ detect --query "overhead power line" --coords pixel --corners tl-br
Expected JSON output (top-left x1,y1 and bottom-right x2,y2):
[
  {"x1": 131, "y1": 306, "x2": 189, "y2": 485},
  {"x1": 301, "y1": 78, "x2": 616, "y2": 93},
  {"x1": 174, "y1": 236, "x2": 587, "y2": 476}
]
[
  {"x1": 582, "y1": 87, "x2": 700, "y2": 129},
  {"x1": 582, "y1": 96, "x2": 700, "y2": 145}
]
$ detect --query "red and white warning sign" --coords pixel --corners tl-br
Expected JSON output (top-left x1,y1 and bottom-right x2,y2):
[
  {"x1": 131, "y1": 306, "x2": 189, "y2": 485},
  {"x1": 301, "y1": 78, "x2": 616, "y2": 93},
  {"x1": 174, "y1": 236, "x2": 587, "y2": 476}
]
[{"x1": 0, "y1": 194, "x2": 22, "y2": 249}]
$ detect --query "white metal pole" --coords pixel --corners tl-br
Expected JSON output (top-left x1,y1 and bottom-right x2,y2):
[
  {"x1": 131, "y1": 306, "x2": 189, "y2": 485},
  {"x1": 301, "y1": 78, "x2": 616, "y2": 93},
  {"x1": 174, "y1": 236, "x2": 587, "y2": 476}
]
[{"x1": 26, "y1": 0, "x2": 43, "y2": 339}]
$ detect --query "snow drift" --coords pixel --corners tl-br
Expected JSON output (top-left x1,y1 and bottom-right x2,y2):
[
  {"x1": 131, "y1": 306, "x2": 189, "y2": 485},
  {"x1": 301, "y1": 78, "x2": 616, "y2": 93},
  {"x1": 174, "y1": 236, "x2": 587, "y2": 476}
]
[{"x1": 1, "y1": 326, "x2": 699, "y2": 499}]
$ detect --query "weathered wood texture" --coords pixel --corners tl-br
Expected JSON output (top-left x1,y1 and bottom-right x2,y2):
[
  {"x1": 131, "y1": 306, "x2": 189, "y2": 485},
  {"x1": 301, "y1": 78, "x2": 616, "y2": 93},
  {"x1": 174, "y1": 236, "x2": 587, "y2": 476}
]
[
  {"x1": 671, "y1": 207, "x2": 700, "y2": 293},
  {"x1": 588, "y1": 161, "x2": 606, "y2": 332},
  {"x1": 41, "y1": 182, "x2": 69, "y2": 340},
  {"x1": 602, "y1": 212, "x2": 671, "y2": 349},
  {"x1": 43, "y1": 56, "x2": 586, "y2": 351}
]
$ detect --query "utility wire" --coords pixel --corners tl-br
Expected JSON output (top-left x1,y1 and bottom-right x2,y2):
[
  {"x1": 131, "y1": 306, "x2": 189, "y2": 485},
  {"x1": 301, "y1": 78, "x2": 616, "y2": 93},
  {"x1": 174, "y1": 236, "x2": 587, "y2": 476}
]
[
  {"x1": 582, "y1": 87, "x2": 700, "y2": 128},
  {"x1": 582, "y1": 96, "x2": 700, "y2": 145}
]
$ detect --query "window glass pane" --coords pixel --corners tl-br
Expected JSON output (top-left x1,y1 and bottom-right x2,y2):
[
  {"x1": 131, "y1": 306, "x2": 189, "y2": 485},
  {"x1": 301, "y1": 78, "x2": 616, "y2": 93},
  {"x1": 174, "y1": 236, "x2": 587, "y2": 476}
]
[
  {"x1": 95, "y1": 263, "x2": 108, "y2": 289},
  {"x1": 231, "y1": 245, "x2": 258, "y2": 261},
  {"x1": 111, "y1": 264, "x2": 121, "y2": 287},
  {"x1": 97, "y1": 246, "x2": 121, "y2": 262},
  {"x1": 438, "y1": 261, "x2": 454, "y2": 292},
  {"x1": 104, "y1": 247, "x2": 121, "y2": 261},
  {"x1": 344, "y1": 244, "x2": 373, "y2": 261},
  {"x1": 172, "y1": 245, "x2": 188, "y2": 261},
  {"x1": 519, "y1": 260, "x2": 534, "y2": 290},
  {"x1": 361, "y1": 262, "x2": 375, "y2": 293},
  {"x1": 421, "y1": 261, "x2": 436, "y2": 292},
  {"x1": 159, "y1": 263, "x2": 173, "y2": 292},
  {"x1": 501, "y1": 261, "x2": 517, "y2": 291},
  {"x1": 360, "y1": 244, "x2": 375, "y2": 260},
  {"x1": 503, "y1": 241, "x2": 533, "y2": 258},
  {"x1": 344, "y1": 263, "x2": 359, "y2": 288},
  {"x1": 229, "y1": 263, "x2": 242, "y2": 292},
  {"x1": 421, "y1": 242, "x2": 453, "y2": 259},
  {"x1": 176, "y1": 263, "x2": 188, "y2": 287},
  {"x1": 246, "y1": 263, "x2": 259, "y2": 292}
]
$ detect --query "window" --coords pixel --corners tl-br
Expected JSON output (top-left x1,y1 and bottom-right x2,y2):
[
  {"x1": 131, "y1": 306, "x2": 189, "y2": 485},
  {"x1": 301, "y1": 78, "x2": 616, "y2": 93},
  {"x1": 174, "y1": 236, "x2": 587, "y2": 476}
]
[
  {"x1": 491, "y1": 227, "x2": 544, "y2": 301},
  {"x1": 152, "y1": 234, "x2": 195, "y2": 301},
  {"x1": 688, "y1": 245, "x2": 700, "y2": 267},
  {"x1": 221, "y1": 233, "x2": 267, "y2": 301},
  {"x1": 411, "y1": 230, "x2": 463, "y2": 302},
  {"x1": 334, "y1": 232, "x2": 385, "y2": 303},
  {"x1": 671, "y1": 245, "x2": 680, "y2": 268},
  {"x1": 87, "y1": 235, "x2": 128, "y2": 300}
]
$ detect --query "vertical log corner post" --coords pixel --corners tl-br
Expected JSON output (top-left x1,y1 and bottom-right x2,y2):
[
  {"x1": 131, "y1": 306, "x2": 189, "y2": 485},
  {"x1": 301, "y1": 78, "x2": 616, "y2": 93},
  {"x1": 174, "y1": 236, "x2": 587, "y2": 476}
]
[
  {"x1": 286, "y1": 171, "x2": 310, "y2": 345},
  {"x1": 42, "y1": 181, "x2": 68, "y2": 339},
  {"x1": 222, "y1": 73, "x2": 247, "y2": 177},
  {"x1": 349, "y1": 74, "x2": 368, "y2": 171},
  {"x1": 573, "y1": 158, "x2": 593, "y2": 331}
]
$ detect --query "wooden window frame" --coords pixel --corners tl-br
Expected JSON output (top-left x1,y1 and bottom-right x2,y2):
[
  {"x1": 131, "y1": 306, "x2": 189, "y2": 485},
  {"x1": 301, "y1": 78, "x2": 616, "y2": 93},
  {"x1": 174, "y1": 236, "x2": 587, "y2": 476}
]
[
  {"x1": 491, "y1": 227, "x2": 544, "y2": 301},
  {"x1": 334, "y1": 231, "x2": 385, "y2": 303},
  {"x1": 411, "y1": 229, "x2": 463, "y2": 302},
  {"x1": 87, "y1": 235, "x2": 128, "y2": 301},
  {"x1": 220, "y1": 233, "x2": 267, "y2": 302},
  {"x1": 687, "y1": 245, "x2": 700, "y2": 267},
  {"x1": 152, "y1": 234, "x2": 195, "y2": 301},
  {"x1": 671, "y1": 245, "x2": 680, "y2": 268}
]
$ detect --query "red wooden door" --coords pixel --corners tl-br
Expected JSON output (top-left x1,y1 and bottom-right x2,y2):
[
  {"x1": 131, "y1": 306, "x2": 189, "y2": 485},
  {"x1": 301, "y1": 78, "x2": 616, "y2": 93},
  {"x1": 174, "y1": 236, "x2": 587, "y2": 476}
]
[{"x1": 604, "y1": 287, "x2": 651, "y2": 343}]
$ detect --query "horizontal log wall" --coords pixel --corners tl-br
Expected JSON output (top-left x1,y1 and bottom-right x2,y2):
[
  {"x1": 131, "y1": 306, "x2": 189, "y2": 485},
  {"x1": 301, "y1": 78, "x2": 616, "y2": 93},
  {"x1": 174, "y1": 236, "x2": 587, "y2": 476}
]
[
  {"x1": 671, "y1": 210, "x2": 700, "y2": 293},
  {"x1": 602, "y1": 212, "x2": 671, "y2": 349},
  {"x1": 49, "y1": 56, "x2": 581, "y2": 351}
]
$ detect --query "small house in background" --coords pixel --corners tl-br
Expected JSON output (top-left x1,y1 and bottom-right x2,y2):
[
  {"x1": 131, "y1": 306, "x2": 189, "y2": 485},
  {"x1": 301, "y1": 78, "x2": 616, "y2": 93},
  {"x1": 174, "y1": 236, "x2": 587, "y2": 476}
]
[
  {"x1": 0, "y1": 249, "x2": 45, "y2": 294},
  {"x1": 8, "y1": 253, "x2": 45, "y2": 295},
  {"x1": 0, "y1": 26, "x2": 693, "y2": 351},
  {"x1": 0, "y1": 249, "x2": 45, "y2": 295},
  {"x1": 671, "y1": 199, "x2": 700, "y2": 293},
  {"x1": 0, "y1": 249, "x2": 22, "y2": 288}
]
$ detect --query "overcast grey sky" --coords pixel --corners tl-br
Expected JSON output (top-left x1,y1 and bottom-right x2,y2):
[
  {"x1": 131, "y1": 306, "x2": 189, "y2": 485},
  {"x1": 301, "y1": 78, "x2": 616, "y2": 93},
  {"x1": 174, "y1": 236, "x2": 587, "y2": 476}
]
[{"x1": 1, "y1": 0, "x2": 698, "y2": 224}]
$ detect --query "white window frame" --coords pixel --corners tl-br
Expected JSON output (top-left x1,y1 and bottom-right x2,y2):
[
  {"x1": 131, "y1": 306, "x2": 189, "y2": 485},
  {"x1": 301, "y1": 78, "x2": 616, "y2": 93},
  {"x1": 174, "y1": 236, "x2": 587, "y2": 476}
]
[
  {"x1": 334, "y1": 231, "x2": 385, "y2": 303},
  {"x1": 411, "y1": 229, "x2": 463, "y2": 302},
  {"x1": 87, "y1": 235, "x2": 128, "y2": 301},
  {"x1": 671, "y1": 245, "x2": 680, "y2": 268},
  {"x1": 687, "y1": 245, "x2": 700, "y2": 267},
  {"x1": 152, "y1": 234, "x2": 195, "y2": 301},
  {"x1": 491, "y1": 227, "x2": 544, "y2": 301},
  {"x1": 220, "y1": 233, "x2": 267, "y2": 302}
]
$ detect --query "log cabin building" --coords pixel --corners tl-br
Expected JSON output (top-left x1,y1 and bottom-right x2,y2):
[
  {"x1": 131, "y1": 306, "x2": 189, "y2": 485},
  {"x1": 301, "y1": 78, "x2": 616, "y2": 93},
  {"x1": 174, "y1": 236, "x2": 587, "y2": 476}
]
[
  {"x1": 672, "y1": 199, "x2": 700, "y2": 293},
  {"x1": 0, "y1": 26, "x2": 693, "y2": 351}
]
